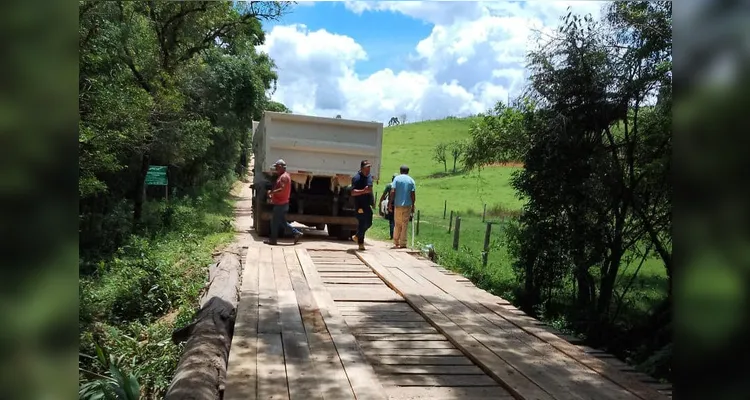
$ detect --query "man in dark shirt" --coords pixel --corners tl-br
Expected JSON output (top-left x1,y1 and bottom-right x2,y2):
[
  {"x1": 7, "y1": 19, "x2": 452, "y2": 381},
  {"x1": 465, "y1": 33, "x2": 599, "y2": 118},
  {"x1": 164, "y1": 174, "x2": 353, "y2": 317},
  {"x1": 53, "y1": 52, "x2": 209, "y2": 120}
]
[
  {"x1": 378, "y1": 173, "x2": 398, "y2": 239},
  {"x1": 264, "y1": 159, "x2": 302, "y2": 246},
  {"x1": 351, "y1": 160, "x2": 375, "y2": 251}
]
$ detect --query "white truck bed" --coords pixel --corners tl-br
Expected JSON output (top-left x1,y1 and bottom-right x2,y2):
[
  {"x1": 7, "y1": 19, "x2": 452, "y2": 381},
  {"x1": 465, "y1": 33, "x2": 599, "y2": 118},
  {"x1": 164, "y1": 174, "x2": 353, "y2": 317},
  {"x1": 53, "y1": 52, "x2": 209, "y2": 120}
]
[{"x1": 253, "y1": 112, "x2": 383, "y2": 186}]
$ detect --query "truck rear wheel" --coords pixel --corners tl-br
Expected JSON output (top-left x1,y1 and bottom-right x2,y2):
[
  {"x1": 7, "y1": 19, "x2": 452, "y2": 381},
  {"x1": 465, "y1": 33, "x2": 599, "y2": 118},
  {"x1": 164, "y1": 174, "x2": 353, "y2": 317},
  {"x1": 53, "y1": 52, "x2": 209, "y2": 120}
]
[
  {"x1": 327, "y1": 224, "x2": 353, "y2": 241},
  {"x1": 253, "y1": 195, "x2": 271, "y2": 237},
  {"x1": 255, "y1": 218, "x2": 270, "y2": 237},
  {"x1": 326, "y1": 224, "x2": 340, "y2": 238}
]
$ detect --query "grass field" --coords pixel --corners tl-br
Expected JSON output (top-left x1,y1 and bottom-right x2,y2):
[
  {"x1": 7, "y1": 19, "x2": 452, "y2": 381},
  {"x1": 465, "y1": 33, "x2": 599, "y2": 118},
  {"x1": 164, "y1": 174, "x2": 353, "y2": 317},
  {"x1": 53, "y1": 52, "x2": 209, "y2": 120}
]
[
  {"x1": 373, "y1": 117, "x2": 525, "y2": 214},
  {"x1": 367, "y1": 117, "x2": 668, "y2": 331}
]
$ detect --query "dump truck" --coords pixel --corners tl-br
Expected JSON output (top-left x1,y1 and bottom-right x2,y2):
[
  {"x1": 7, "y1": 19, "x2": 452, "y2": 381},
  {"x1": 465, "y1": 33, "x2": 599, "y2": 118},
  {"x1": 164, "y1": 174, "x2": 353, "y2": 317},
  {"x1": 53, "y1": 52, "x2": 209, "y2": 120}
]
[{"x1": 251, "y1": 111, "x2": 383, "y2": 239}]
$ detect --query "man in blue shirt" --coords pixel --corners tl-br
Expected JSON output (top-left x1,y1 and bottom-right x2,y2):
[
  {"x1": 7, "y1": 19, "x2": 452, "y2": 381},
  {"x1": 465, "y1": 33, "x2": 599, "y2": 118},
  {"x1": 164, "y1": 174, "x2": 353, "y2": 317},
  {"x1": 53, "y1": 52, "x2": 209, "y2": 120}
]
[
  {"x1": 351, "y1": 160, "x2": 375, "y2": 251},
  {"x1": 388, "y1": 165, "x2": 416, "y2": 248}
]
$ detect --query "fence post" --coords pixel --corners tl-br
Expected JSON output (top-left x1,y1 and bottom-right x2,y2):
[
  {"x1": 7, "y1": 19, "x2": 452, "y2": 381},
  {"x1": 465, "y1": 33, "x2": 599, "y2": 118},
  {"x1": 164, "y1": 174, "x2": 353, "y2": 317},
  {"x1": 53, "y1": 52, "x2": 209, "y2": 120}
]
[
  {"x1": 416, "y1": 210, "x2": 420, "y2": 236},
  {"x1": 448, "y1": 210, "x2": 454, "y2": 233},
  {"x1": 443, "y1": 200, "x2": 447, "y2": 219},
  {"x1": 482, "y1": 204, "x2": 487, "y2": 222},
  {"x1": 452, "y1": 217, "x2": 461, "y2": 250},
  {"x1": 482, "y1": 222, "x2": 492, "y2": 267}
]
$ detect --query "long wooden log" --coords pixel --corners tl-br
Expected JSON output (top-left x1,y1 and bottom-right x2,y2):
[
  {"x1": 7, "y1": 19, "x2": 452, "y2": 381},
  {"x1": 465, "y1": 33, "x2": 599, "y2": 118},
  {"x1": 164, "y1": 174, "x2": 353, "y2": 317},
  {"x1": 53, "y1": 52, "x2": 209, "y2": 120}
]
[{"x1": 165, "y1": 248, "x2": 243, "y2": 400}]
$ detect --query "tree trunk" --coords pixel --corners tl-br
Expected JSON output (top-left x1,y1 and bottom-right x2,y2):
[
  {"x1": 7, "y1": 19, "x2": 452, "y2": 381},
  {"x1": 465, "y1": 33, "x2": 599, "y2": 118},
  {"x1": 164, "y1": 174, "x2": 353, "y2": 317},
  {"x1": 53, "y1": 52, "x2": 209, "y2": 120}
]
[
  {"x1": 575, "y1": 268, "x2": 594, "y2": 309},
  {"x1": 452, "y1": 157, "x2": 457, "y2": 173},
  {"x1": 524, "y1": 263, "x2": 535, "y2": 307},
  {"x1": 443, "y1": 161, "x2": 447, "y2": 172},
  {"x1": 598, "y1": 247, "x2": 624, "y2": 318},
  {"x1": 165, "y1": 248, "x2": 243, "y2": 400},
  {"x1": 133, "y1": 152, "x2": 151, "y2": 224}
]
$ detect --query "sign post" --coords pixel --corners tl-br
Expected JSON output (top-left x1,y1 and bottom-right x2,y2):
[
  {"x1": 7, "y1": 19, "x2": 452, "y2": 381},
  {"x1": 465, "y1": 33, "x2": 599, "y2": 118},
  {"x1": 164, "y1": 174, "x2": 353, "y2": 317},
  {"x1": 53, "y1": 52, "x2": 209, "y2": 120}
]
[{"x1": 145, "y1": 165, "x2": 168, "y2": 200}]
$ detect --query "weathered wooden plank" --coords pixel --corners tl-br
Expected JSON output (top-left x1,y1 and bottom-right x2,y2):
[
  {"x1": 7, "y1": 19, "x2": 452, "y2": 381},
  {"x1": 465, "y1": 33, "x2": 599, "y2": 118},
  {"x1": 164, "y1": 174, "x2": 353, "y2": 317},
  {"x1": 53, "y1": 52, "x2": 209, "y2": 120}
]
[
  {"x1": 274, "y1": 248, "x2": 304, "y2": 334},
  {"x1": 257, "y1": 333, "x2": 289, "y2": 399},
  {"x1": 225, "y1": 245, "x2": 260, "y2": 400},
  {"x1": 358, "y1": 340, "x2": 453, "y2": 349},
  {"x1": 328, "y1": 287, "x2": 404, "y2": 302},
  {"x1": 357, "y1": 251, "x2": 553, "y2": 400},
  {"x1": 380, "y1": 374, "x2": 499, "y2": 387},
  {"x1": 343, "y1": 314, "x2": 426, "y2": 322},
  {"x1": 374, "y1": 364, "x2": 485, "y2": 375},
  {"x1": 340, "y1": 309, "x2": 417, "y2": 316},
  {"x1": 409, "y1": 254, "x2": 668, "y2": 400},
  {"x1": 312, "y1": 260, "x2": 363, "y2": 265},
  {"x1": 362, "y1": 347, "x2": 464, "y2": 356},
  {"x1": 387, "y1": 267, "x2": 420, "y2": 285},
  {"x1": 365, "y1": 355, "x2": 474, "y2": 366},
  {"x1": 297, "y1": 249, "x2": 387, "y2": 400},
  {"x1": 285, "y1": 248, "x2": 355, "y2": 400},
  {"x1": 337, "y1": 302, "x2": 414, "y2": 311},
  {"x1": 350, "y1": 327, "x2": 438, "y2": 335},
  {"x1": 322, "y1": 277, "x2": 384, "y2": 285},
  {"x1": 276, "y1": 248, "x2": 323, "y2": 400},
  {"x1": 391, "y1": 252, "x2": 639, "y2": 400},
  {"x1": 258, "y1": 247, "x2": 281, "y2": 334},
  {"x1": 389, "y1": 259, "x2": 596, "y2": 400},
  {"x1": 224, "y1": 336, "x2": 257, "y2": 400},
  {"x1": 316, "y1": 265, "x2": 373, "y2": 271},
  {"x1": 345, "y1": 321, "x2": 431, "y2": 329},
  {"x1": 384, "y1": 386, "x2": 512, "y2": 400},
  {"x1": 319, "y1": 271, "x2": 379, "y2": 278},
  {"x1": 355, "y1": 333, "x2": 446, "y2": 341}
]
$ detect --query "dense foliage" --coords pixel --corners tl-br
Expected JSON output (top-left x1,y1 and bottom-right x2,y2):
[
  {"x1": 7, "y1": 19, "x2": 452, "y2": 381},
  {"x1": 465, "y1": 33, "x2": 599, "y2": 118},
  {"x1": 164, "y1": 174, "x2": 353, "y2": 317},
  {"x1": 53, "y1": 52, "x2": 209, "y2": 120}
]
[
  {"x1": 78, "y1": 1, "x2": 292, "y2": 397},
  {"x1": 464, "y1": 2, "x2": 672, "y2": 379}
]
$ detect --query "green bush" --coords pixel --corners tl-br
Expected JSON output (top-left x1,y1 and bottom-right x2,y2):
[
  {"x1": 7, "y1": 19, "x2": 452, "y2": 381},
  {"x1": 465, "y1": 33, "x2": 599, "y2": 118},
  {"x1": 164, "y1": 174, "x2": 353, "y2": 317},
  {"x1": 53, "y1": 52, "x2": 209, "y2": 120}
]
[{"x1": 79, "y1": 178, "x2": 235, "y2": 398}]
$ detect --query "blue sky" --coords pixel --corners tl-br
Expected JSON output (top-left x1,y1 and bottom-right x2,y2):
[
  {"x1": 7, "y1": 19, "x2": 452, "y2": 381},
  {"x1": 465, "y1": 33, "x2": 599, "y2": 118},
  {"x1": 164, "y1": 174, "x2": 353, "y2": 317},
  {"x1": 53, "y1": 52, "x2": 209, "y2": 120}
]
[
  {"x1": 263, "y1": 2, "x2": 433, "y2": 76},
  {"x1": 257, "y1": 1, "x2": 606, "y2": 122}
]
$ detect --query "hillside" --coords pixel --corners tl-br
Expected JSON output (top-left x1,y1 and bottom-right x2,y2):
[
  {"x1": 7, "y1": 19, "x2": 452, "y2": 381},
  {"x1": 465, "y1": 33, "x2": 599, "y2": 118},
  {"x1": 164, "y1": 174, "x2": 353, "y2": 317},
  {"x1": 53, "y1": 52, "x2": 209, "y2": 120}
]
[{"x1": 375, "y1": 117, "x2": 525, "y2": 214}]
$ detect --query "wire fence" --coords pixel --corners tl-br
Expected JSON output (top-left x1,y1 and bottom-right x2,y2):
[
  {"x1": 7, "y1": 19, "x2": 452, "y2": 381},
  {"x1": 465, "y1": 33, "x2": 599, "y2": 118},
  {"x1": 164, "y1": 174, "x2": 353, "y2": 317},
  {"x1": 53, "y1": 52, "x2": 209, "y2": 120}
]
[{"x1": 374, "y1": 201, "x2": 519, "y2": 268}]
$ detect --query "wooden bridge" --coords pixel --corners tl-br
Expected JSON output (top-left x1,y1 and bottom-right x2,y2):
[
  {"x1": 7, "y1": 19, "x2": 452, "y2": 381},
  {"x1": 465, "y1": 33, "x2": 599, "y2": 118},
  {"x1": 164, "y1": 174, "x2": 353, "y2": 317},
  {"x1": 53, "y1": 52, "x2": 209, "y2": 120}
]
[{"x1": 223, "y1": 244, "x2": 672, "y2": 400}]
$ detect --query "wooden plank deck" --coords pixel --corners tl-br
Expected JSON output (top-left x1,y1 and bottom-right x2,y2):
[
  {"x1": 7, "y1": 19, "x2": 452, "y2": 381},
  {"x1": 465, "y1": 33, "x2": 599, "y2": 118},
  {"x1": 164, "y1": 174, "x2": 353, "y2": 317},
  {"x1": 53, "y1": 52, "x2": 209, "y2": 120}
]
[
  {"x1": 357, "y1": 249, "x2": 671, "y2": 400},
  {"x1": 225, "y1": 245, "x2": 670, "y2": 400},
  {"x1": 308, "y1": 250, "x2": 509, "y2": 400}
]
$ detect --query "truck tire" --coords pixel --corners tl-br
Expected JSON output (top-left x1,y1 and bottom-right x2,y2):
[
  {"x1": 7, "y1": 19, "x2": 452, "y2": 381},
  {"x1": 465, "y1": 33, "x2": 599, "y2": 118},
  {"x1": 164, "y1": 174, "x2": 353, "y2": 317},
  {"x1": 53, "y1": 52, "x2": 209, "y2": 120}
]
[
  {"x1": 315, "y1": 223, "x2": 325, "y2": 231},
  {"x1": 332, "y1": 225, "x2": 353, "y2": 241},
  {"x1": 337, "y1": 229, "x2": 352, "y2": 241},
  {"x1": 253, "y1": 193, "x2": 271, "y2": 237},
  {"x1": 257, "y1": 220, "x2": 270, "y2": 237},
  {"x1": 326, "y1": 224, "x2": 340, "y2": 238},
  {"x1": 345, "y1": 229, "x2": 357, "y2": 241}
]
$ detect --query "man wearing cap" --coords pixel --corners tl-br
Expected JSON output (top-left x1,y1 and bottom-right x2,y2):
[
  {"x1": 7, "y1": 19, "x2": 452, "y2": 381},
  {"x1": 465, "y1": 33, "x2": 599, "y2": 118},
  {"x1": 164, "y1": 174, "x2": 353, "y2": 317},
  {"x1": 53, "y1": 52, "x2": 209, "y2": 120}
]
[
  {"x1": 265, "y1": 159, "x2": 302, "y2": 245},
  {"x1": 389, "y1": 165, "x2": 416, "y2": 249},
  {"x1": 351, "y1": 160, "x2": 375, "y2": 251},
  {"x1": 378, "y1": 173, "x2": 398, "y2": 240}
]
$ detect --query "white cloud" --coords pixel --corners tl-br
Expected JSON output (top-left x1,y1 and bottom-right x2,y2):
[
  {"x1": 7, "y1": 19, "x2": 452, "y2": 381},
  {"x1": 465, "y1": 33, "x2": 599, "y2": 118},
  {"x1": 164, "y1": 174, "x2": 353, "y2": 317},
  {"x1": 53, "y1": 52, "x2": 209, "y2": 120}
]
[{"x1": 260, "y1": 1, "x2": 608, "y2": 124}]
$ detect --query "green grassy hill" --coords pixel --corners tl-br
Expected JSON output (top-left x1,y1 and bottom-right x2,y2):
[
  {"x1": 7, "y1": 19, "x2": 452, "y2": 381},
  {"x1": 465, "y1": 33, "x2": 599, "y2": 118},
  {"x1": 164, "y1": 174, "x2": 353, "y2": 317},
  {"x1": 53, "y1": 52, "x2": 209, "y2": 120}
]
[
  {"x1": 368, "y1": 117, "x2": 667, "y2": 337},
  {"x1": 374, "y1": 117, "x2": 524, "y2": 215}
]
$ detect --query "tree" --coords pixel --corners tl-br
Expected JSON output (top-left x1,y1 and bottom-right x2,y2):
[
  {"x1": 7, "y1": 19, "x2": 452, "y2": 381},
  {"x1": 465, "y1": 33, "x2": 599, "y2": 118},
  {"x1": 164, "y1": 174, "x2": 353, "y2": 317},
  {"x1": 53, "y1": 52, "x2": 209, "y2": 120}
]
[
  {"x1": 267, "y1": 100, "x2": 291, "y2": 113},
  {"x1": 79, "y1": 0, "x2": 290, "y2": 248},
  {"x1": 387, "y1": 117, "x2": 400, "y2": 126},
  {"x1": 507, "y1": 2, "x2": 672, "y2": 347},
  {"x1": 399, "y1": 113, "x2": 408, "y2": 124},
  {"x1": 432, "y1": 143, "x2": 448, "y2": 172},
  {"x1": 464, "y1": 100, "x2": 533, "y2": 170},
  {"x1": 335, "y1": 114, "x2": 341, "y2": 119},
  {"x1": 448, "y1": 140, "x2": 465, "y2": 173}
]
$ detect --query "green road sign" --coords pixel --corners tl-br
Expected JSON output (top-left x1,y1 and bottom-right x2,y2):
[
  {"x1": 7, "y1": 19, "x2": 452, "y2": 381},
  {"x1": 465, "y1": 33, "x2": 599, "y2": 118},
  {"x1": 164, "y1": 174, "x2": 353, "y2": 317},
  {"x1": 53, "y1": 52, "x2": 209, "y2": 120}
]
[{"x1": 145, "y1": 166, "x2": 168, "y2": 186}]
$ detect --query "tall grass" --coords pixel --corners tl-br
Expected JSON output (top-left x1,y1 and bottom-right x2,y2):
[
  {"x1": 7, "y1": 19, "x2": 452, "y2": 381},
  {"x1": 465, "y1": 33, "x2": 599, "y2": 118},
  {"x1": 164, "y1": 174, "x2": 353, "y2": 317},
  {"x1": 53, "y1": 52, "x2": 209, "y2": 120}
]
[{"x1": 79, "y1": 176, "x2": 237, "y2": 398}]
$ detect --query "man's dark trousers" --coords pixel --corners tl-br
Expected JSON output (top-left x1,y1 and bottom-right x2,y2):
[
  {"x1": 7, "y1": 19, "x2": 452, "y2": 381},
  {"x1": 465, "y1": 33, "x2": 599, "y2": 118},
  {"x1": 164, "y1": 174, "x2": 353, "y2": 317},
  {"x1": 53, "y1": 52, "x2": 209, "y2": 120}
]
[
  {"x1": 356, "y1": 207, "x2": 373, "y2": 244},
  {"x1": 270, "y1": 204, "x2": 300, "y2": 243}
]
